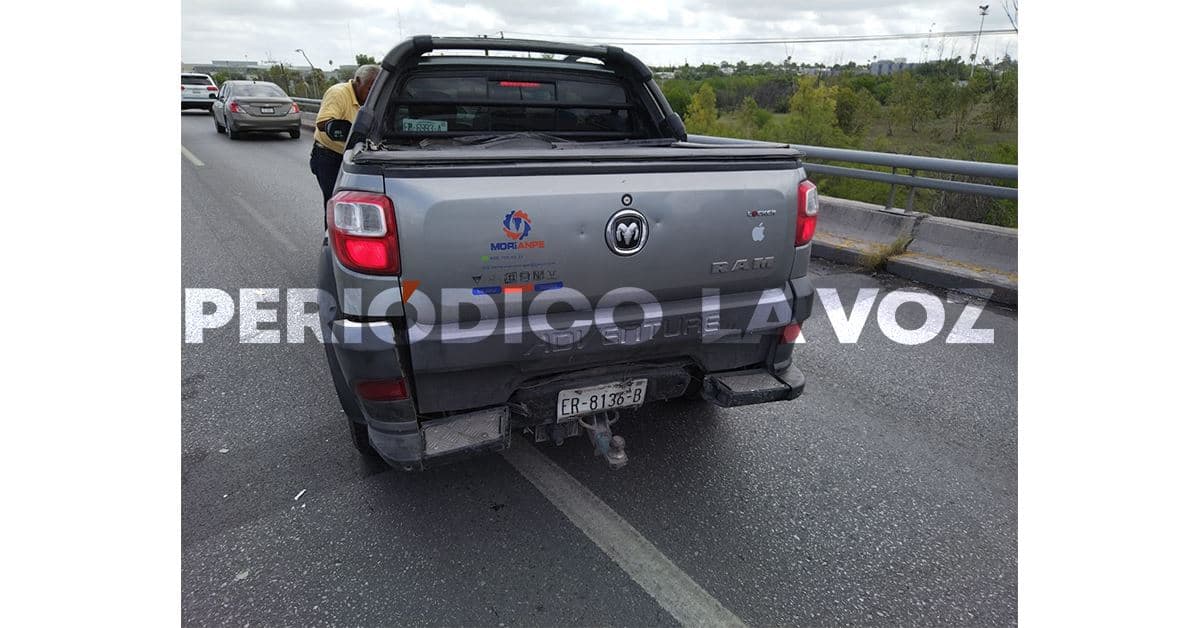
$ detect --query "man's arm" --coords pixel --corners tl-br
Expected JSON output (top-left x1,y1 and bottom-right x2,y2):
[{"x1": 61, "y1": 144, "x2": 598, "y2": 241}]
[{"x1": 315, "y1": 85, "x2": 348, "y2": 132}]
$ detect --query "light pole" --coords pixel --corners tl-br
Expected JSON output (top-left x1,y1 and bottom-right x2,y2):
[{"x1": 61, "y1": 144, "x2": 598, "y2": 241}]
[
  {"x1": 295, "y1": 48, "x2": 317, "y2": 97},
  {"x1": 970, "y1": 5, "x2": 989, "y2": 78}
]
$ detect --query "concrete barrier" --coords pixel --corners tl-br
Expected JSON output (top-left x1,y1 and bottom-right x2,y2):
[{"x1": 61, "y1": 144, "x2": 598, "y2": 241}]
[
  {"x1": 886, "y1": 216, "x2": 1018, "y2": 305},
  {"x1": 811, "y1": 197, "x2": 922, "y2": 267},
  {"x1": 811, "y1": 195, "x2": 1017, "y2": 305}
]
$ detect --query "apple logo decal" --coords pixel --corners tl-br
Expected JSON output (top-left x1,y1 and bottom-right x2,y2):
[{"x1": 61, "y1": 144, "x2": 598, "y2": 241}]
[{"x1": 752, "y1": 222, "x2": 765, "y2": 242}]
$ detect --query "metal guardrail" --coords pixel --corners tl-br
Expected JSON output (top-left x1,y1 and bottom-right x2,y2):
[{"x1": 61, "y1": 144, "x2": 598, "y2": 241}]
[
  {"x1": 285, "y1": 94, "x2": 1017, "y2": 210},
  {"x1": 292, "y1": 97, "x2": 322, "y2": 113},
  {"x1": 689, "y1": 134, "x2": 1017, "y2": 211}
]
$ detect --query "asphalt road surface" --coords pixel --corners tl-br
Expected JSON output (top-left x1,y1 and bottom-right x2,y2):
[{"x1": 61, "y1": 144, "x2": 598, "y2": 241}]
[{"x1": 181, "y1": 111, "x2": 1018, "y2": 626}]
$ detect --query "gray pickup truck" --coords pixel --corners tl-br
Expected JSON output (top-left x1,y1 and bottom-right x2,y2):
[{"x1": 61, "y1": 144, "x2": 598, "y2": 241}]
[{"x1": 318, "y1": 36, "x2": 818, "y2": 470}]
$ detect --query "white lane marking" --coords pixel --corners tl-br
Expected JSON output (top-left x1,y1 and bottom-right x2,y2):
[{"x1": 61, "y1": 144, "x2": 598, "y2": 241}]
[
  {"x1": 231, "y1": 196, "x2": 299, "y2": 252},
  {"x1": 180, "y1": 144, "x2": 205, "y2": 167},
  {"x1": 502, "y1": 438, "x2": 747, "y2": 627}
]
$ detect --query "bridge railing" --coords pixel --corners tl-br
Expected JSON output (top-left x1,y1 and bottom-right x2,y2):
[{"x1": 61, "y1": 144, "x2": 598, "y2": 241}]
[
  {"x1": 687, "y1": 134, "x2": 1017, "y2": 212},
  {"x1": 292, "y1": 97, "x2": 322, "y2": 113}
]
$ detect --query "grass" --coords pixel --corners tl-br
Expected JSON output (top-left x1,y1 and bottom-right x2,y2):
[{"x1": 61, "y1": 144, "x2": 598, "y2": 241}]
[{"x1": 860, "y1": 235, "x2": 915, "y2": 271}]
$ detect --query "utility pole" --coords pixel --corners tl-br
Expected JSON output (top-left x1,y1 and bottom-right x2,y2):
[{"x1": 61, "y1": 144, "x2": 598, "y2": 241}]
[
  {"x1": 970, "y1": 5, "x2": 989, "y2": 78},
  {"x1": 294, "y1": 48, "x2": 316, "y2": 97}
]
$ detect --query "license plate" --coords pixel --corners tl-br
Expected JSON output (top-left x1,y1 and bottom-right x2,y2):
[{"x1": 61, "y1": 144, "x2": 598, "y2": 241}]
[
  {"x1": 557, "y1": 379, "x2": 648, "y2": 421},
  {"x1": 260, "y1": 107, "x2": 274, "y2": 114}
]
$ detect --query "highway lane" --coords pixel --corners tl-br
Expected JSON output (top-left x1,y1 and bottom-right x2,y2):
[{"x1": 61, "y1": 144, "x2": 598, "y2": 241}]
[{"x1": 181, "y1": 111, "x2": 1018, "y2": 626}]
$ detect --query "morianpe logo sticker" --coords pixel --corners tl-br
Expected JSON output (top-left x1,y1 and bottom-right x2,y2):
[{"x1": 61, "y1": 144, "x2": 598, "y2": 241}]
[{"x1": 492, "y1": 210, "x2": 545, "y2": 251}]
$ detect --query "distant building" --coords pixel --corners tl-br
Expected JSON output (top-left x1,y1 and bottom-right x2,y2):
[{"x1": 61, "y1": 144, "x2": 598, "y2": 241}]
[
  {"x1": 870, "y1": 58, "x2": 913, "y2": 76},
  {"x1": 796, "y1": 67, "x2": 832, "y2": 77},
  {"x1": 184, "y1": 60, "x2": 272, "y2": 78},
  {"x1": 654, "y1": 70, "x2": 676, "y2": 80}
]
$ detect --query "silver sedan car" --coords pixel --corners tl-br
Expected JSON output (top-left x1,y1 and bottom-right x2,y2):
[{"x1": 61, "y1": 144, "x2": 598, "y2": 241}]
[{"x1": 211, "y1": 80, "x2": 302, "y2": 140}]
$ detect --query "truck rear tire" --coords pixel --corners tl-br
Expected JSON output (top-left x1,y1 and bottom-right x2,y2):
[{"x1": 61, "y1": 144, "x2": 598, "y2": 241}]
[
  {"x1": 325, "y1": 339, "x2": 379, "y2": 459},
  {"x1": 347, "y1": 418, "x2": 376, "y2": 455}
]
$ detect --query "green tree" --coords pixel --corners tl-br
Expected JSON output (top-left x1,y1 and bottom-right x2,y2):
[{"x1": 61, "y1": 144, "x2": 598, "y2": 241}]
[
  {"x1": 834, "y1": 87, "x2": 880, "y2": 137},
  {"x1": 265, "y1": 63, "x2": 300, "y2": 94},
  {"x1": 731, "y1": 96, "x2": 771, "y2": 138},
  {"x1": 765, "y1": 76, "x2": 846, "y2": 146},
  {"x1": 684, "y1": 83, "x2": 722, "y2": 135},
  {"x1": 927, "y1": 76, "x2": 956, "y2": 119},
  {"x1": 891, "y1": 72, "x2": 931, "y2": 133},
  {"x1": 989, "y1": 68, "x2": 1018, "y2": 132},
  {"x1": 355, "y1": 54, "x2": 377, "y2": 65},
  {"x1": 950, "y1": 82, "x2": 981, "y2": 138},
  {"x1": 660, "y1": 80, "x2": 694, "y2": 118}
]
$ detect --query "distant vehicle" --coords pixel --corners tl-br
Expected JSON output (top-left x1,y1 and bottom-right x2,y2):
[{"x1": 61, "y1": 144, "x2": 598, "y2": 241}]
[
  {"x1": 211, "y1": 80, "x2": 302, "y2": 140},
  {"x1": 318, "y1": 36, "x2": 818, "y2": 471},
  {"x1": 181, "y1": 73, "x2": 217, "y2": 110}
]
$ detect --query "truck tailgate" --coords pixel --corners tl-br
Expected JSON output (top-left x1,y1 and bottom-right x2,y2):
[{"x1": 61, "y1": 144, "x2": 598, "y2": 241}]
[
  {"x1": 377, "y1": 156, "x2": 803, "y2": 410},
  {"x1": 386, "y1": 169, "x2": 800, "y2": 301}
]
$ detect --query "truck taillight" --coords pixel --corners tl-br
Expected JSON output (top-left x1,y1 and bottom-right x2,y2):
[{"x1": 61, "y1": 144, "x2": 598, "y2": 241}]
[
  {"x1": 327, "y1": 191, "x2": 400, "y2": 275},
  {"x1": 795, "y1": 180, "x2": 819, "y2": 246},
  {"x1": 355, "y1": 378, "x2": 409, "y2": 401},
  {"x1": 228, "y1": 100, "x2": 241, "y2": 113}
]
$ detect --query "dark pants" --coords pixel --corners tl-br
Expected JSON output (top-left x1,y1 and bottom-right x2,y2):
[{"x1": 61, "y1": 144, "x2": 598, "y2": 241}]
[{"x1": 310, "y1": 143, "x2": 342, "y2": 223}]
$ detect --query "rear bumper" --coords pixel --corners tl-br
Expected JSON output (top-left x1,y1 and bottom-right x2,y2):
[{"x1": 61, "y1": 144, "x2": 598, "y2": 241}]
[
  {"x1": 322, "y1": 278, "x2": 814, "y2": 469},
  {"x1": 228, "y1": 112, "x2": 301, "y2": 130},
  {"x1": 359, "y1": 360, "x2": 803, "y2": 469}
]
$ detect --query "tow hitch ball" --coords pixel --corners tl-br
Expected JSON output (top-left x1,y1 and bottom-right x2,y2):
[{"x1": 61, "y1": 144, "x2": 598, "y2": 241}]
[{"x1": 579, "y1": 410, "x2": 627, "y2": 469}]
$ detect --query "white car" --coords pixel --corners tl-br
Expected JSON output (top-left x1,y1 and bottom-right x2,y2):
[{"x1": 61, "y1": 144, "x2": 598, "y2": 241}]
[{"x1": 181, "y1": 73, "x2": 218, "y2": 110}]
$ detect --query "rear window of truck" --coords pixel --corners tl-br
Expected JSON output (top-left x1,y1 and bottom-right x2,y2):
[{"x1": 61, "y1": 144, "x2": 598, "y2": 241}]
[{"x1": 383, "y1": 74, "x2": 649, "y2": 140}]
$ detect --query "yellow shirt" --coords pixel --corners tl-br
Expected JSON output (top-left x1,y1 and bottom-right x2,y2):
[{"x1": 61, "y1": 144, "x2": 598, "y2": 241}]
[{"x1": 314, "y1": 81, "x2": 360, "y2": 153}]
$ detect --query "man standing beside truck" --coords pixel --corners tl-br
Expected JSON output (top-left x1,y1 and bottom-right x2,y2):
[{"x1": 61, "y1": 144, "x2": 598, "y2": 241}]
[{"x1": 310, "y1": 64, "x2": 381, "y2": 210}]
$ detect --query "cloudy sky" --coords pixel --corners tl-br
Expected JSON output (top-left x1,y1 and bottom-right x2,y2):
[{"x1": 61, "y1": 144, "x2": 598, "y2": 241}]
[{"x1": 182, "y1": 0, "x2": 1017, "y2": 69}]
